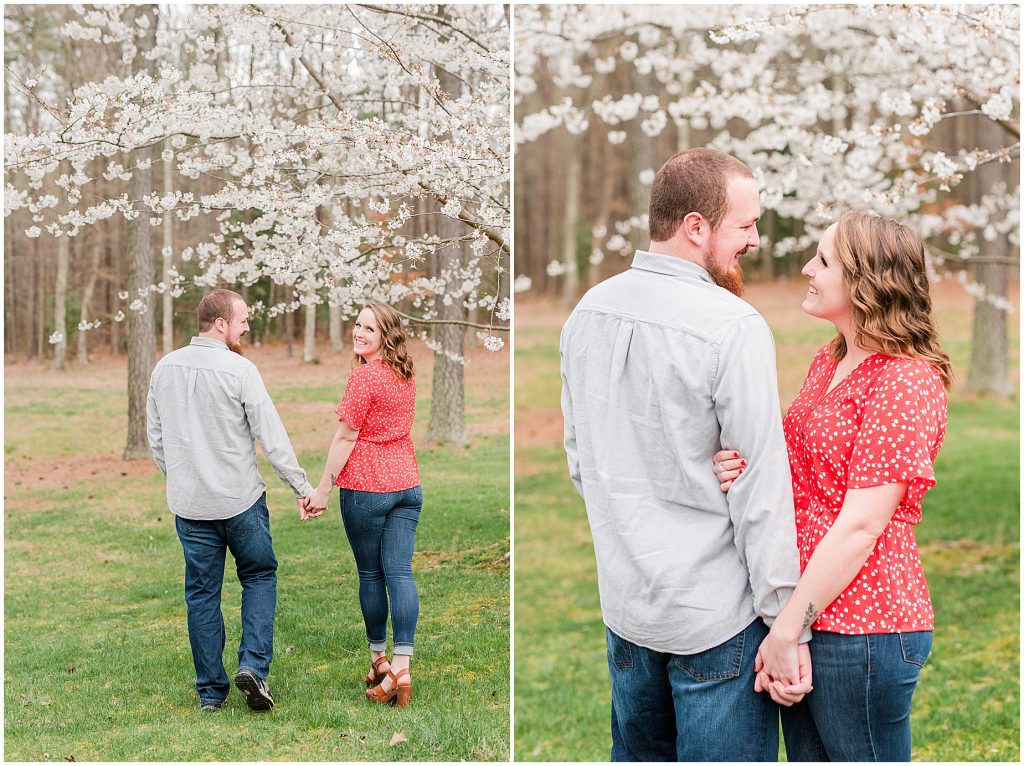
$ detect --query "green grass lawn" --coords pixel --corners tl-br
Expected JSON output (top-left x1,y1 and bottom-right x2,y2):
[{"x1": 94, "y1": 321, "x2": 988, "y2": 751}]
[
  {"x1": 514, "y1": 284, "x2": 1019, "y2": 762},
  {"x1": 5, "y1": 345, "x2": 510, "y2": 761}
]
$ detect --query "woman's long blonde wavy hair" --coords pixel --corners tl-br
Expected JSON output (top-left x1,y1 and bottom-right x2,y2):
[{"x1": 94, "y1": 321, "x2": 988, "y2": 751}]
[
  {"x1": 354, "y1": 302, "x2": 414, "y2": 382},
  {"x1": 829, "y1": 211, "x2": 953, "y2": 390}
]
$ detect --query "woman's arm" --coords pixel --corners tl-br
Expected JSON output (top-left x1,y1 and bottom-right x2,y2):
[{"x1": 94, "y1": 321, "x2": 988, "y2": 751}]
[
  {"x1": 304, "y1": 419, "x2": 360, "y2": 515},
  {"x1": 752, "y1": 482, "x2": 906, "y2": 702},
  {"x1": 768, "y1": 482, "x2": 907, "y2": 643}
]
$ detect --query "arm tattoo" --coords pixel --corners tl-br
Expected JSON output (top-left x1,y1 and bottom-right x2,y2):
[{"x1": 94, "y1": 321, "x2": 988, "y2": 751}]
[
  {"x1": 800, "y1": 603, "x2": 820, "y2": 631},
  {"x1": 330, "y1": 473, "x2": 337, "y2": 487}
]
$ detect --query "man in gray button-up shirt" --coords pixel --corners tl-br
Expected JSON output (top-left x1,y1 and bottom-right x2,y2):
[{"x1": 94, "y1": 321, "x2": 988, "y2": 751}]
[
  {"x1": 147, "y1": 289, "x2": 322, "y2": 712},
  {"x1": 561, "y1": 149, "x2": 809, "y2": 761}
]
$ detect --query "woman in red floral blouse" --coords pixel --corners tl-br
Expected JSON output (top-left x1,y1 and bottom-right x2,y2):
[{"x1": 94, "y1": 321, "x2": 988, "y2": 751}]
[
  {"x1": 715, "y1": 211, "x2": 952, "y2": 761},
  {"x1": 305, "y1": 301, "x2": 421, "y2": 708}
]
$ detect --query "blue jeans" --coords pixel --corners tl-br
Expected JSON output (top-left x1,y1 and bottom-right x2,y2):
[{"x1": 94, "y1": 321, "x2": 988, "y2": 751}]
[
  {"x1": 606, "y1": 618, "x2": 778, "y2": 761},
  {"x1": 781, "y1": 630, "x2": 932, "y2": 761},
  {"x1": 340, "y1": 486, "x2": 422, "y2": 655},
  {"x1": 174, "y1": 494, "x2": 278, "y2": 706}
]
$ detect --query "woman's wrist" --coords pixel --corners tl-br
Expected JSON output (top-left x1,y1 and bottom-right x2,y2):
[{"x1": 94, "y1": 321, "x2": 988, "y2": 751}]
[{"x1": 770, "y1": 606, "x2": 809, "y2": 644}]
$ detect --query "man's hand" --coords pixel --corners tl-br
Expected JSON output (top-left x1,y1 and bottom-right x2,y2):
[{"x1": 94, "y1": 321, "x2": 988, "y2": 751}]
[
  {"x1": 754, "y1": 636, "x2": 813, "y2": 707},
  {"x1": 298, "y1": 496, "x2": 324, "y2": 521}
]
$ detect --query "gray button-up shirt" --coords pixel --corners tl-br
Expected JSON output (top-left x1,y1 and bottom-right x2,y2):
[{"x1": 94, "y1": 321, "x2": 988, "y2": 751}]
[
  {"x1": 560, "y1": 250, "x2": 803, "y2": 654},
  {"x1": 147, "y1": 337, "x2": 314, "y2": 520}
]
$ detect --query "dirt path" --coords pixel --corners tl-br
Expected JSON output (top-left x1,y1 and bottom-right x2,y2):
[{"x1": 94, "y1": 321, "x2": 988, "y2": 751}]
[{"x1": 6, "y1": 339, "x2": 509, "y2": 488}]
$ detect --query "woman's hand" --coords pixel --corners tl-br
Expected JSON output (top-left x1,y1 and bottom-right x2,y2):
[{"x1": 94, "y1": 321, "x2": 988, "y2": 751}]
[
  {"x1": 304, "y1": 485, "x2": 331, "y2": 518},
  {"x1": 712, "y1": 449, "x2": 747, "y2": 491}
]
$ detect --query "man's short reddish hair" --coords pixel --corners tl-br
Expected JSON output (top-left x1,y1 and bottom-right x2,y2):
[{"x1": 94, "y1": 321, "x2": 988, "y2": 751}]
[
  {"x1": 197, "y1": 289, "x2": 243, "y2": 332},
  {"x1": 648, "y1": 148, "x2": 754, "y2": 241}
]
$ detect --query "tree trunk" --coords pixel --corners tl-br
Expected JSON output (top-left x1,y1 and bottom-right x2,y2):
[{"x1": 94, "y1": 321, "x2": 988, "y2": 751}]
[
  {"x1": 303, "y1": 301, "x2": 316, "y2": 362},
  {"x1": 123, "y1": 4, "x2": 158, "y2": 460},
  {"x1": 589, "y1": 133, "x2": 614, "y2": 289},
  {"x1": 966, "y1": 116, "x2": 1015, "y2": 395},
  {"x1": 967, "y1": 260, "x2": 1011, "y2": 395},
  {"x1": 6, "y1": 215, "x2": 16, "y2": 356},
  {"x1": 162, "y1": 151, "x2": 174, "y2": 353},
  {"x1": 283, "y1": 284, "x2": 295, "y2": 357},
  {"x1": 329, "y1": 303, "x2": 343, "y2": 352},
  {"x1": 560, "y1": 147, "x2": 581, "y2": 307},
  {"x1": 34, "y1": 234, "x2": 44, "y2": 359},
  {"x1": 425, "y1": 236, "x2": 469, "y2": 447},
  {"x1": 425, "y1": 61, "x2": 468, "y2": 446},
  {"x1": 52, "y1": 232, "x2": 69, "y2": 369},
  {"x1": 77, "y1": 239, "x2": 102, "y2": 364},
  {"x1": 109, "y1": 218, "x2": 121, "y2": 354},
  {"x1": 760, "y1": 210, "x2": 776, "y2": 282}
]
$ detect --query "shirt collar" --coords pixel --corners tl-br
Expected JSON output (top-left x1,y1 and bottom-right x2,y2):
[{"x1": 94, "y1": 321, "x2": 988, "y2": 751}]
[
  {"x1": 190, "y1": 336, "x2": 229, "y2": 350},
  {"x1": 630, "y1": 250, "x2": 714, "y2": 284}
]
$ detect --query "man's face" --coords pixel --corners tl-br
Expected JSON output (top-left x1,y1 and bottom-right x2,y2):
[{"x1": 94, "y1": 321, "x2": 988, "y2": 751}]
[
  {"x1": 222, "y1": 299, "x2": 249, "y2": 354},
  {"x1": 703, "y1": 176, "x2": 761, "y2": 297}
]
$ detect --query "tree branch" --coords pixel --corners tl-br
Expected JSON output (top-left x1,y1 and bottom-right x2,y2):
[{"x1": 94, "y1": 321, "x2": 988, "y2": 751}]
[
  {"x1": 248, "y1": 4, "x2": 347, "y2": 113},
  {"x1": 356, "y1": 4, "x2": 494, "y2": 54},
  {"x1": 394, "y1": 310, "x2": 508, "y2": 332}
]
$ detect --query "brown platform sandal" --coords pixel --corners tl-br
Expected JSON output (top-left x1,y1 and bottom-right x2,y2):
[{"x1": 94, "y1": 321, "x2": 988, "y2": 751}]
[
  {"x1": 366, "y1": 668, "x2": 412, "y2": 707},
  {"x1": 364, "y1": 655, "x2": 391, "y2": 687}
]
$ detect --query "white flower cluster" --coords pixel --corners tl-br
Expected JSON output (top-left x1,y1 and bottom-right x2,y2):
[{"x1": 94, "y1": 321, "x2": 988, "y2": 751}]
[
  {"x1": 546, "y1": 260, "x2": 568, "y2": 277},
  {"x1": 483, "y1": 335, "x2": 505, "y2": 352},
  {"x1": 8, "y1": 4, "x2": 510, "y2": 356},
  {"x1": 981, "y1": 87, "x2": 1015, "y2": 122}
]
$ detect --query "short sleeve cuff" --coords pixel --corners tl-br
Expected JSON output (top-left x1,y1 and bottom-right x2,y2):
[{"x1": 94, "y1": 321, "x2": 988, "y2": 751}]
[{"x1": 336, "y1": 401, "x2": 365, "y2": 430}]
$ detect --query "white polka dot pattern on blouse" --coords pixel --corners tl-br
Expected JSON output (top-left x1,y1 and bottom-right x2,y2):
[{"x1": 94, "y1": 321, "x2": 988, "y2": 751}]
[
  {"x1": 783, "y1": 346, "x2": 948, "y2": 635},
  {"x1": 335, "y1": 358, "x2": 420, "y2": 492}
]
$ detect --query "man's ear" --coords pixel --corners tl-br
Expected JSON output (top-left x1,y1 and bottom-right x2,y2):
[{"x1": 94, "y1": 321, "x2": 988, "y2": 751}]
[{"x1": 679, "y1": 211, "x2": 707, "y2": 248}]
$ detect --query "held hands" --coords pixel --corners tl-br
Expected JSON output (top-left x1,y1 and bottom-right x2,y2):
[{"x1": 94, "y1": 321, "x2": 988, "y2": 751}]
[
  {"x1": 753, "y1": 631, "x2": 813, "y2": 707},
  {"x1": 298, "y1": 485, "x2": 330, "y2": 521},
  {"x1": 713, "y1": 449, "x2": 746, "y2": 491},
  {"x1": 716, "y1": 448, "x2": 812, "y2": 703},
  {"x1": 297, "y1": 497, "x2": 322, "y2": 521}
]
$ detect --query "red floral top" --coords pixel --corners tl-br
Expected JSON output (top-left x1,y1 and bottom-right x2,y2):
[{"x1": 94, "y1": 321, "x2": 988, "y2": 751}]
[
  {"x1": 783, "y1": 346, "x2": 948, "y2": 634},
  {"x1": 335, "y1": 358, "x2": 420, "y2": 492}
]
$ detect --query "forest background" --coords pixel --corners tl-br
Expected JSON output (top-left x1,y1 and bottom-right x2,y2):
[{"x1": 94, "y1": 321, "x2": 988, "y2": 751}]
[{"x1": 513, "y1": 4, "x2": 1019, "y2": 761}]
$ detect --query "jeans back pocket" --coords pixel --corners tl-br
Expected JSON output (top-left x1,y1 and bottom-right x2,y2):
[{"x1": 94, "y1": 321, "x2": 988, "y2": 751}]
[
  {"x1": 673, "y1": 630, "x2": 745, "y2": 681},
  {"x1": 227, "y1": 496, "x2": 265, "y2": 538},
  {"x1": 898, "y1": 631, "x2": 933, "y2": 668},
  {"x1": 606, "y1": 627, "x2": 635, "y2": 670}
]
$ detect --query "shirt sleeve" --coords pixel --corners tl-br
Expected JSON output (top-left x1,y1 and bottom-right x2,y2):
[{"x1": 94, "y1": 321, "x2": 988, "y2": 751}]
[
  {"x1": 713, "y1": 313, "x2": 805, "y2": 636},
  {"x1": 146, "y1": 371, "x2": 166, "y2": 475},
  {"x1": 336, "y1": 365, "x2": 372, "y2": 430},
  {"x1": 242, "y1": 365, "x2": 314, "y2": 499},
  {"x1": 847, "y1": 361, "x2": 946, "y2": 492},
  {"x1": 559, "y1": 326, "x2": 584, "y2": 498}
]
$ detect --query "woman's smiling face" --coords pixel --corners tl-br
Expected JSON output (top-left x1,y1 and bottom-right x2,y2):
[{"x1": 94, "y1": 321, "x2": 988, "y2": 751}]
[
  {"x1": 801, "y1": 224, "x2": 850, "y2": 325},
  {"x1": 352, "y1": 307, "x2": 383, "y2": 361}
]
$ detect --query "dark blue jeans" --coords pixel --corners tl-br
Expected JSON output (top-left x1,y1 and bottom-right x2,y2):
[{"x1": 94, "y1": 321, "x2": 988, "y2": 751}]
[
  {"x1": 606, "y1": 618, "x2": 778, "y2": 761},
  {"x1": 174, "y1": 494, "x2": 278, "y2": 706},
  {"x1": 781, "y1": 630, "x2": 933, "y2": 761},
  {"x1": 340, "y1": 486, "x2": 422, "y2": 655}
]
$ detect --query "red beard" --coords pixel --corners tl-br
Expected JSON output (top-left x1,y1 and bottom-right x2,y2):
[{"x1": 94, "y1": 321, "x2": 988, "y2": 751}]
[
  {"x1": 228, "y1": 340, "x2": 244, "y2": 355},
  {"x1": 705, "y1": 259, "x2": 745, "y2": 297}
]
